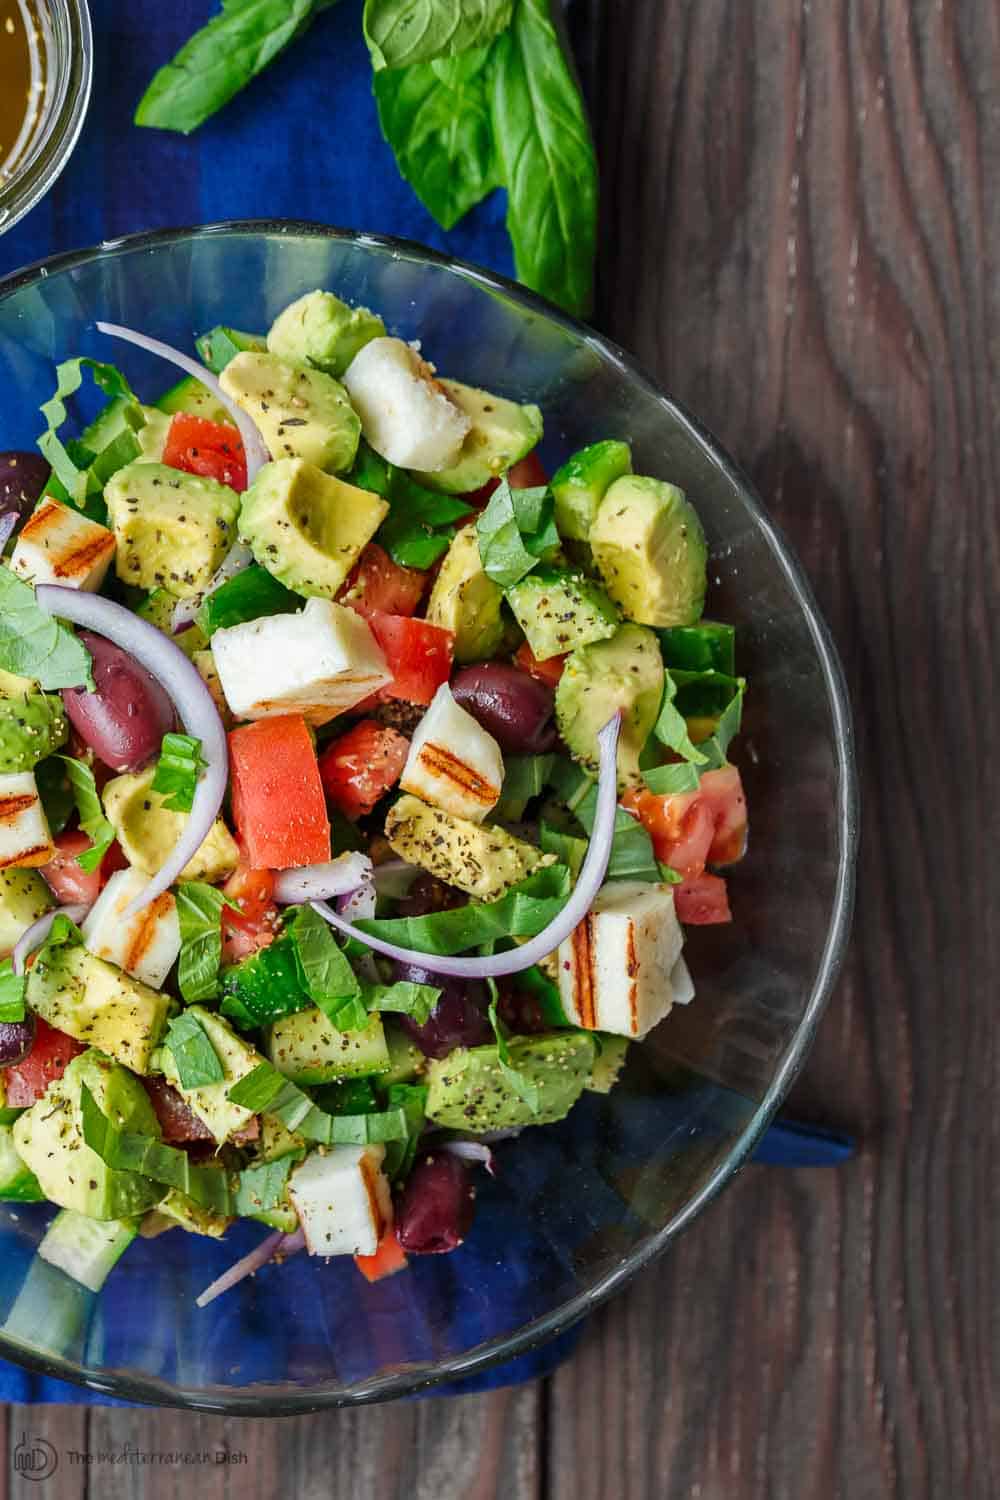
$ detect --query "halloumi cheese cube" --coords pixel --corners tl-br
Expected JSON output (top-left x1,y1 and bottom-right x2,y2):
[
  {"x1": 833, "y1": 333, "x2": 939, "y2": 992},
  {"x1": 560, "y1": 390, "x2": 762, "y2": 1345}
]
[
  {"x1": 11, "y1": 498, "x2": 115, "y2": 592},
  {"x1": 81, "y1": 868, "x2": 181, "y2": 990},
  {"x1": 400, "y1": 683, "x2": 503, "y2": 823},
  {"x1": 0, "y1": 771, "x2": 54, "y2": 869},
  {"x1": 556, "y1": 881, "x2": 685, "y2": 1039},
  {"x1": 289, "y1": 1144, "x2": 392, "y2": 1258},
  {"x1": 342, "y1": 337, "x2": 470, "y2": 471},
  {"x1": 211, "y1": 597, "x2": 392, "y2": 725},
  {"x1": 670, "y1": 954, "x2": 695, "y2": 1006}
]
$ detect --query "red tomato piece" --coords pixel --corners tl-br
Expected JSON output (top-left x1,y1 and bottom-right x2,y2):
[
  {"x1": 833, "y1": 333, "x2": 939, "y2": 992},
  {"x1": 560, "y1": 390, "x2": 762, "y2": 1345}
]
[
  {"x1": 673, "y1": 872, "x2": 732, "y2": 925},
  {"x1": 340, "y1": 543, "x2": 427, "y2": 620},
  {"x1": 514, "y1": 640, "x2": 567, "y2": 688},
  {"x1": 698, "y1": 765, "x2": 748, "y2": 865},
  {"x1": 41, "y1": 829, "x2": 127, "y2": 907},
  {"x1": 162, "y1": 412, "x2": 247, "y2": 492},
  {"x1": 221, "y1": 862, "x2": 279, "y2": 965},
  {"x1": 367, "y1": 611, "x2": 454, "y2": 706},
  {"x1": 4, "y1": 1019, "x2": 84, "y2": 1107},
  {"x1": 354, "y1": 1228, "x2": 409, "y2": 1283},
  {"x1": 507, "y1": 452, "x2": 548, "y2": 488},
  {"x1": 319, "y1": 720, "x2": 410, "y2": 821},
  {"x1": 622, "y1": 788, "x2": 715, "y2": 880},
  {"x1": 229, "y1": 715, "x2": 331, "y2": 870}
]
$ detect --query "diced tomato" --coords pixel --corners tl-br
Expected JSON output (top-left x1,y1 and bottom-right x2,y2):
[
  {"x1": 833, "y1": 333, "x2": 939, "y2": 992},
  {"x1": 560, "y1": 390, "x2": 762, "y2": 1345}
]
[
  {"x1": 340, "y1": 543, "x2": 427, "y2": 620},
  {"x1": 354, "y1": 1228, "x2": 409, "y2": 1283},
  {"x1": 319, "y1": 720, "x2": 410, "y2": 821},
  {"x1": 367, "y1": 611, "x2": 454, "y2": 706},
  {"x1": 162, "y1": 412, "x2": 246, "y2": 492},
  {"x1": 460, "y1": 477, "x2": 500, "y2": 510},
  {"x1": 221, "y1": 861, "x2": 279, "y2": 965},
  {"x1": 623, "y1": 787, "x2": 715, "y2": 879},
  {"x1": 514, "y1": 640, "x2": 566, "y2": 687},
  {"x1": 41, "y1": 829, "x2": 127, "y2": 907},
  {"x1": 673, "y1": 872, "x2": 732, "y2": 925},
  {"x1": 698, "y1": 765, "x2": 748, "y2": 865},
  {"x1": 229, "y1": 715, "x2": 331, "y2": 870},
  {"x1": 507, "y1": 452, "x2": 548, "y2": 488},
  {"x1": 3, "y1": 1019, "x2": 84, "y2": 1107}
]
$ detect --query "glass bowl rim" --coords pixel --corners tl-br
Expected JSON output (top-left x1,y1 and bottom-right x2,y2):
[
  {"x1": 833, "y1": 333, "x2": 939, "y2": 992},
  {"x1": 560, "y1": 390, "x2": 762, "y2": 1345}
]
[{"x1": 0, "y1": 220, "x2": 859, "y2": 1413}]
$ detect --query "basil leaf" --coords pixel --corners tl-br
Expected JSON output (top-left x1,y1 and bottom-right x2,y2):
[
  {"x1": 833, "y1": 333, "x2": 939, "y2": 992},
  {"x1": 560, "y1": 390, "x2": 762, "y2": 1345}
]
[
  {"x1": 164, "y1": 1010, "x2": 225, "y2": 1089},
  {"x1": 227, "y1": 1063, "x2": 287, "y2": 1114},
  {"x1": 490, "y1": 0, "x2": 598, "y2": 316},
  {"x1": 493, "y1": 752, "x2": 554, "y2": 821},
  {"x1": 642, "y1": 763, "x2": 701, "y2": 796},
  {"x1": 382, "y1": 1082, "x2": 429, "y2": 1184},
  {"x1": 226, "y1": 1062, "x2": 409, "y2": 1145},
  {"x1": 34, "y1": 911, "x2": 83, "y2": 960},
  {"x1": 362, "y1": 980, "x2": 441, "y2": 1025},
  {"x1": 355, "y1": 863, "x2": 571, "y2": 956},
  {"x1": 288, "y1": 905, "x2": 363, "y2": 1027},
  {"x1": 697, "y1": 682, "x2": 746, "y2": 772},
  {"x1": 488, "y1": 987, "x2": 540, "y2": 1114},
  {"x1": 653, "y1": 672, "x2": 709, "y2": 766},
  {"x1": 56, "y1": 756, "x2": 114, "y2": 873},
  {"x1": 364, "y1": 0, "x2": 513, "y2": 71},
  {"x1": 34, "y1": 756, "x2": 75, "y2": 834},
  {"x1": 175, "y1": 882, "x2": 236, "y2": 1004},
  {"x1": 135, "y1": 0, "x2": 331, "y2": 136},
  {"x1": 0, "y1": 960, "x2": 27, "y2": 1023},
  {"x1": 0, "y1": 572, "x2": 93, "y2": 691},
  {"x1": 351, "y1": 443, "x2": 471, "y2": 567},
  {"x1": 150, "y1": 732, "x2": 208, "y2": 814},
  {"x1": 374, "y1": 46, "x2": 501, "y2": 230},
  {"x1": 79, "y1": 1083, "x2": 233, "y2": 1214},
  {"x1": 37, "y1": 357, "x2": 140, "y2": 510},
  {"x1": 475, "y1": 476, "x2": 558, "y2": 587},
  {"x1": 234, "y1": 1156, "x2": 297, "y2": 1217},
  {"x1": 549, "y1": 759, "x2": 661, "y2": 883},
  {"x1": 539, "y1": 822, "x2": 586, "y2": 878}
]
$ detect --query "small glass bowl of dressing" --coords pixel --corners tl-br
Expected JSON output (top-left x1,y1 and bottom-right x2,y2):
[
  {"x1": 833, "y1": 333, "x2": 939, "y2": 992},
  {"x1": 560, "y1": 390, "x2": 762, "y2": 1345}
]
[{"x1": 0, "y1": 0, "x2": 92, "y2": 236}]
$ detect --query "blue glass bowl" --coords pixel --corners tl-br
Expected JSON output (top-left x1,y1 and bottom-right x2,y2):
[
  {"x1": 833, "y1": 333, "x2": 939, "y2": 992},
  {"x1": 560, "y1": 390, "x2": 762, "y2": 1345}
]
[{"x1": 0, "y1": 223, "x2": 858, "y2": 1412}]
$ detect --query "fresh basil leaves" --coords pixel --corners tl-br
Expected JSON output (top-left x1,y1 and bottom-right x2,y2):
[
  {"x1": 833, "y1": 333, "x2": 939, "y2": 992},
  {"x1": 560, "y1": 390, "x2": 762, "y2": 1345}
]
[
  {"x1": 151, "y1": 733, "x2": 208, "y2": 814},
  {"x1": 475, "y1": 476, "x2": 559, "y2": 587},
  {"x1": 164, "y1": 1010, "x2": 225, "y2": 1089},
  {"x1": 0, "y1": 572, "x2": 93, "y2": 692},
  {"x1": 353, "y1": 862, "x2": 571, "y2": 956},
  {"x1": 175, "y1": 882, "x2": 237, "y2": 1005},
  {"x1": 56, "y1": 757, "x2": 115, "y2": 873},
  {"x1": 38, "y1": 357, "x2": 140, "y2": 513},
  {"x1": 0, "y1": 960, "x2": 27, "y2": 1024},
  {"x1": 364, "y1": 0, "x2": 513, "y2": 71}
]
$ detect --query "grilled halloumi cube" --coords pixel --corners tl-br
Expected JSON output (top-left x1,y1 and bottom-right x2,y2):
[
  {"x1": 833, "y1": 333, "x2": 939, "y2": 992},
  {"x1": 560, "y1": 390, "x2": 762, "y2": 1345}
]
[
  {"x1": 211, "y1": 598, "x2": 392, "y2": 725},
  {"x1": 11, "y1": 499, "x2": 115, "y2": 591},
  {"x1": 342, "y1": 337, "x2": 470, "y2": 471},
  {"x1": 289, "y1": 1144, "x2": 392, "y2": 1258},
  {"x1": 81, "y1": 868, "x2": 181, "y2": 990},
  {"x1": 556, "y1": 881, "x2": 685, "y2": 1039},
  {"x1": 0, "y1": 771, "x2": 54, "y2": 869},
  {"x1": 670, "y1": 954, "x2": 695, "y2": 1006},
  {"x1": 400, "y1": 683, "x2": 503, "y2": 823}
]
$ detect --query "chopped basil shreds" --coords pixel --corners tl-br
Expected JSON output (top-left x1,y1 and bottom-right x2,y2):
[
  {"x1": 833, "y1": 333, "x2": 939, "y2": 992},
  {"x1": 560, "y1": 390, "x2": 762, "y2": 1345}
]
[{"x1": 151, "y1": 732, "x2": 208, "y2": 813}]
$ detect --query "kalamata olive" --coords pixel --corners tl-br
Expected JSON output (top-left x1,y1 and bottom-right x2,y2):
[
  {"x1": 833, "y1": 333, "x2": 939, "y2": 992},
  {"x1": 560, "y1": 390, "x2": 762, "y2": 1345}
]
[
  {"x1": 393, "y1": 960, "x2": 493, "y2": 1058},
  {"x1": 451, "y1": 663, "x2": 557, "y2": 752},
  {"x1": 496, "y1": 986, "x2": 549, "y2": 1035},
  {"x1": 0, "y1": 1014, "x2": 36, "y2": 1068},
  {"x1": 0, "y1": 451, "x2": 50, "y2": 526},
  {"x1": 62, "y1": 632, "x2": 175, "y2": 772},
  {"x1": 394, "y1": 873, "x2": 466, "y2": 920},
  {"x1": 395, "y1": 1152, "x2": 476, "y2": 1254}
]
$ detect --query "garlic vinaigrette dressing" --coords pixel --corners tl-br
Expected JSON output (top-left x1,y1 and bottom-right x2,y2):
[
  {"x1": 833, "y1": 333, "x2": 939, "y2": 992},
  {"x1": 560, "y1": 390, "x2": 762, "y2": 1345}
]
[{"x1": 0, "y1": 0, "x2": 44, "y2": 185}]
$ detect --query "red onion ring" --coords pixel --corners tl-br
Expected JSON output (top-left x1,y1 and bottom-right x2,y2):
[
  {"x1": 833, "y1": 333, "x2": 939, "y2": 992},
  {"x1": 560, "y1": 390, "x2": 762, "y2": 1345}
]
[
  {"x1": 337, "y1": 880, "x2": 376, "y2": 922},
  {"x1": 35, "y1": 585, "x2": 228, "y2": 918},
  {"x1": 171, "y1": 540, "x2": 254, "y2": 635},
  {"x1": 12, "y1": 902, "x2": 90, "y2": 976},
  {"x1": 0, "y1": 513, "x2": 18, "y2": 551},
  {"x1": 272, "y1": 853, "x2": 374, "y2": 905},
  {"x1": 195, "y1": 1227, "x2": 305, "y2": 1309},
  {"x1": 437, "y1": 1140, "x2": 496, "y2": 1175},
  {"x1": 95, "y1": 321, "x2": 269, "y2": 485},
  {"x1": 309, "y1": 714, "x2": 622, "y2": 980}
]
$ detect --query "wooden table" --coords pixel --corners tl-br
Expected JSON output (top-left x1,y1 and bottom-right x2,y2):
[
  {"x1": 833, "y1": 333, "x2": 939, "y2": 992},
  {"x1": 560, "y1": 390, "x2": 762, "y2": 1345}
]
[{"x1": 2, "y1": 1, "x2": 995, "y2": 1494}]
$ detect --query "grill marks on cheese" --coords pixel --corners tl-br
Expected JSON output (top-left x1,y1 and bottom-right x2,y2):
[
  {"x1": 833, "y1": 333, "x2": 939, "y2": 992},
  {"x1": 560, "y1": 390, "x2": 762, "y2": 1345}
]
[
  {"x1": 412, "y1": 741, "x2": 500, "y2": 811},
  {"x1": 12, "y1": 498, "x2": 116, "y2": 590}
]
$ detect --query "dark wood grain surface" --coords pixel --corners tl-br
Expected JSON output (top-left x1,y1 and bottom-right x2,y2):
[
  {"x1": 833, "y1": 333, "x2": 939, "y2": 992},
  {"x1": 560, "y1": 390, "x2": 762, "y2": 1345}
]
[{"x1": 3, "y1": 1, "x2": 995, "y2": 1495}]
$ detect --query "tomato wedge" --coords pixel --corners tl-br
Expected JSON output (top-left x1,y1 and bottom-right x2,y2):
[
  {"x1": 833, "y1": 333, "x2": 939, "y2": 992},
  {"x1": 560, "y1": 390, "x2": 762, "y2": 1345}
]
[
  {"x1": 319, "y1": 720, "x2": 410, "y2": 821},
  {"x1": 507, "y1": 452, "x2": 548, "y2": 488},
  {"x1": 514, "y1": 640, "x2": 566, "y2": 688},
  {"x1": 3, "y1": 1019, "x2": 84, "y2": 1107},
  {"x1": 229, "y1": 715, "x2": 331, "y2": 870},
  {"x1": 41, "y1": 829, "x2": 127, "y2": 907},
  {"x1": 673, "y1": 872, "x2": 732, "y2": 925},
  {"x1": 623, "y1": 787, "x2": 715, "y2": 879},
  {"x1": 340, "y1": 543, "x2": 427, "y2": 620},
  {"x1": 221, "y1": 861, "x2": 279, "y2": 965},
  {"x1": 354, "y1": 1228, "x2": 408, "y2": 1282},
  {"x1": 367, "y1": 612, "x2": 454, "y2": 706},
  {"x1": 162, "y1": 412, "x2": 246, "y2": 492},
  {"x1": 698, "y1": 766, "x2": 748, "y2": 865}
]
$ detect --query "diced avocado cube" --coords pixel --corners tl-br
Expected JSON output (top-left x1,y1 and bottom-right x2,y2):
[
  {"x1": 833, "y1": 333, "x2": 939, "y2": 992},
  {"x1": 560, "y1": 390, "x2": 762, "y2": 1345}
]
[
  {"x1": 238, "y1": 458, "x2": 388, "y2": 600},
  {"x1": 191, "y1": 649, "x2": 232, "y2": 726},
  {"x1": 590, "y1": 475, "x2": 707, "y2": 627},
  {"x1": 0, "y1": 1124, "x2": 44, "y2": 1201},
  {"x1": 267, "y1": 290, "x2": 386, "y2": 377},
  {"x1": 155, "y1": 374, "x2": 233, "y2": 426},
  {"x1": 382, "y1": 1022, "x2": 428, "y2": 1086},
  {"x1": 425, "y1": 523, "x2": 505, "y2": 664},
  {"x1": 105, "y1": 461, "x2": 240, "y2": 599},
  {"x1": 0, "y1": 868, "x2": 52, "y2": 957},
  {"x1": 505, "y1": 568, "x2": 620, "y2": 661},
  {"x1": 550, "y1": 440, "x2": 633, "y2": 542},
  {"x1": 103, "y1": 766, "x2": 239, "y2": 884},
  {"x1": 136, "y1": 588, "x2": 208, "y2": 658},
  {"x1": 412, "y1": 380, "x2": 543, "y2": 495},
  {"x1": 266, "y1": 1008, "x2": 390, "y2": 1086},
  {"x1": 195, "y1": 325, "x2": 267, "y2": 376},
  {"x1": 26, "y1": 941, "x2": 171, "y2": 1075},
  {"x1": 13, "y1": 1051, "x2": 165, "y2": 1221},
  {"x1": 385, "y1": 794, "x2": 556, "y2": 903},
  {"x1": 220, "y1": 351, "x2": 361, "y2": 474},
  {"x1": 586, "y1": 1034, "x2": 631, "y2": 1093},
  {"x1": 136, "y1": 407, "x2": 171, "y2": 463},
  {"x1": 144, "y1": 1186, "x2": 232, "y2": 1239},
  {"x1": 555, "y1": 624, "x2": 665, "y2": 791},
  {"x1": 425, "y1": 1031, "x2": 595, "y2": 1132},
  {"x1": 158, "y1": 1007, "x2": 265, "y2": 1146}
]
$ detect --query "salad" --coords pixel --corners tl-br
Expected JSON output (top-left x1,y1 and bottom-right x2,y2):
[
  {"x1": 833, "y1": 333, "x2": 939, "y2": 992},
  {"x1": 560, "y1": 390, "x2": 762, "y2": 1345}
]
[{"x1": 0, "y1": 290, "x2": 747, "y2": 1302}]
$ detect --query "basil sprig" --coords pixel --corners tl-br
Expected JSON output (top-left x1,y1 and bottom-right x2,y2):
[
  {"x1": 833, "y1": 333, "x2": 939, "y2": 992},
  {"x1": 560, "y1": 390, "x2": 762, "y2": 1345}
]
[
  {"x1": 0, "y1": 573, "x2": 93, "y2": 692},
  {"x1": 151, "y1": 733, "x2": 208, "y2": 814},
  {"x1": 56, "y1": 756, "x2": 115, "y2": 873}
]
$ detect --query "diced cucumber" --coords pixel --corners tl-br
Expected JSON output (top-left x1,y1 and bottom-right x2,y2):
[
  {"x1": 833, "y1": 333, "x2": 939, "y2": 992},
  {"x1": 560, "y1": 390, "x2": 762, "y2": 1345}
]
[
  {"x1": 3, "y1": 1257, "x2": 92, "y2": 1359},
  {"x1": 550, "y1": 439, "x2": 633, "y2": 542},
  {"x1": 267, "y1": 1008, "x2": 390, "y2": 1085},
  {"x1": 0, "y1": 1124, "x2": 44, "y2": 1202},
  {"x1": 659, "y1": 622, "x2": 736, "y2": 676},
  {"x1": 195, "y1": 325, "x2": 267, "y2": 375},
  {"x1": 382, "y1": 1023, "x2": 427, "y2": 1086},
  {"x1": 38, "y1": 1209, "x2": 139, "y2": 1292},
  {"x1": 155, "y1": 374, "x2": 232, "y2": 426}
]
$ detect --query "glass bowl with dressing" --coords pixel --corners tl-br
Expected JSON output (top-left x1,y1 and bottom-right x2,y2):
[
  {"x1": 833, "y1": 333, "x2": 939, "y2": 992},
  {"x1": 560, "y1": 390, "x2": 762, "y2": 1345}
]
[{"x1": 0, "y1": 0, "x2": 92, "y2": 236}]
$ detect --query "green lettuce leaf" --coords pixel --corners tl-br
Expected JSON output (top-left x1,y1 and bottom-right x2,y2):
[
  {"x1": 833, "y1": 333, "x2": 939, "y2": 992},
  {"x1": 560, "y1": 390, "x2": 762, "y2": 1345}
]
[
  {"x1": 361, "y1": 980, "x2": 441, "y2": 1025},
  {"x1": 164, "y1": 1010, "x2": 225, "y2": 1089},
  {"x1": 539, "y1": 822, "x2": 586, "y2": 877},
  {"x1": 354, "y1": 863, "x2": 571, "y2": 956},
  {"x1": 150, "y1": 733, "x2": 208, "y2": 814},
  {"x1": 493, "y1": 752, "x2": 555, "y2": 821},
  {"x1": 549, "y1": 759, "x2": 661, "y2": 883},
  {"x1": 287, "y1": 904, "x2": 367, "y2": 1031},
  {"x1": 488, "y1": 986, "x2": 540, "y2": 1113},
  {"x1": 641, "y1": 763, "x2": 701, "y2": 796},
  {"x1": 351, "y1": 442, "x2": 472, "y2": 568},
  {"x1": 227, "y1": 1062, "x2": 409, "y2": 1145},
  {"x1": 56, "y1": 757, "x2": 115, "y2": 873},
  {"x1": 0, "y1": 572, "x2": 93, "y2": 691},
  {"x1": 37, "y1": 357, "x2": 141, "y2": 513},
  {"x1": 234, "y1": 1156, "x2": 298, "y2": 1217},
  {"x1": 653, "y1": 671, "x2": 709, "y2": 766},
  {"x1": 382, "y1": 1082, "x2": 429, "y2": 1183},
  {"x1": 364, "y1": 0, "x2": 513, "y2": 71}
]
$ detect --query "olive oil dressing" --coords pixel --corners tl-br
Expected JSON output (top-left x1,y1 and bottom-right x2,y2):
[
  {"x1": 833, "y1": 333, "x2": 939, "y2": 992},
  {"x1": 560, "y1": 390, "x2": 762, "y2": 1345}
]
[{"x1": 0, "y1": 1, "x2": 44, "y2": 186}]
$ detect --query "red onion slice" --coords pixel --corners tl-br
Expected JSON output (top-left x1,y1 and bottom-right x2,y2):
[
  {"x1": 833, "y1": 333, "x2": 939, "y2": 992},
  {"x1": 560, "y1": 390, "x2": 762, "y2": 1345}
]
[
  {"x1": 12, "y1": 903, "x2": 90, "y2": 976},
  {"x1": 95, "y1": 321, "x2": 269, "y2": 485},
  {"x1": 309, "y1": 714, "x2": 622, "y2": 980},
  {"x1": 171, "y1": 541, "x2": 254, "y2": 635},
  {"x1": 272, "y1": 853, "x2": 374, "y2": 905},
  {"x1": 0, "y1": 513, "x2": 18, "y2": 551},
  {"x1": 195, "y1": 1226, "x2": 305, "y2": 1309},
  {"x1": 337, "y1": 880, "x2": 376, "y2": 922},
  {"x1": 35, "y1": 585, "x2": 228, "y2": 918},
  {"x1": 438, "y1": 1140, "x2": 496, "y2": 1175}
]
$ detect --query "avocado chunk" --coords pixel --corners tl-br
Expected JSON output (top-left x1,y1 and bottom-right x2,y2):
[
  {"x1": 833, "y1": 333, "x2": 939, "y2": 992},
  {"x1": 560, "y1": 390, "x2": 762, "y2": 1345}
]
[
  {"x1": 27, "y1": 940, "x2": 171, "y2": 1075},
  {"x1": 590, "y1": 475, "x2": 707, "y2": 627},
  {"x1": 220, "y1": 351, "x2": 361, "y2": 474},
  {"x1": 136, "y1": 589, "x2": 208, "y2": 658},
  {"x1": 13, "y1": 1051, "x2": 165, "y2": 1220},
  {"x1": 267, "y1": 290, "x2": 386, "y2": 377},
  {"x1": 385, "y1": 794, "x2": 556, "y2": 903},
  {"x1": 0, "y1": 868, "x2": 52, "y2": 957},
  {"x1": 0, "y1": 1124, "x2": 44, "y2": 1201},
  {"x1": 105, "y1": 461, "x2": 240, "y2": 599},
  {"x1": 382, "y1": 1022, "x2": 427, "y2": 1086},
  {"x1": 550, "y1": 440, "x2": 633, "y2": 542},
  {"x1": 0, "y1": 687, "x2": 66, "y2": 773},
  {"x1": 586, "y1": 1034, "x2": 630, "y2": 1093},
  {"x1": 157, "y1": 1007, "x2": 264, "y2": 1145},
  {"x1": 505, "y1": 568, "x2": 620, "y2": 661},
  {"x1": 155, "y1": 375, "x2": 233, "y2": 427},
  {"x1": 144, "y1": 1185, "x2": 232, "y2": 1239},
  {"x1": 555, "y1": 624, "x2": 665, "y2": 790},
  {"x1": 266, "y1": 1008, "x2": 390, "y2": 1086},
  {"x1": 103, "y1": 766, "x2": 239, "y2": 884},
  {"x1": 412, "y1": 379, "x2": 543, "y2": 494},
  {"x1": 136, "y1": 407, "x2": 171, "y2": 463},
  {"x1": 238, "y1": 458, "x2": 389, "y2": 600},
  {"x1": 425, "y1": 523, "x2": 505, "y2": 663},
  {"x1": 426, "y1": 1031, "x2": 595, "y2": 1132}
]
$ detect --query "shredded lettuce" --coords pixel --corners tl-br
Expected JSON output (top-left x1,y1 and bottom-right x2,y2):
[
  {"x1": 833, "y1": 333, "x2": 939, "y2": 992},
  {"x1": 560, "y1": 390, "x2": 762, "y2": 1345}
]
[
  {"x1": 37, "y1": 357, "x2": 141, "y2": 512},
  {"x1": 382, "y1": 1082, "x2": 429, "y2": 1184},
  {"x1": 549, "y1": 759, "x2": 661, "y2": 883},
  {"x1": 351, "y1": 441, "x2": 471, "y2": 568},
  {"x1": 234, "y1": 1156, "x2": 298, "y2": 1218},
  {"x1": 487, "y1": 985, "x2": 540, "y2": 1113},
  {"x1": 361, "y1": 980, "x2": 441, "y2": 1026},
  {"x1": 287, "y1": 904, "x2": 367, "y2": 1031},
  {"x1": 80, "y1": 1082, "x2": 233, "y2": 1214},
  {"x1": 493, "y1": 752, "x2": 554, "y2": 821},
  {"x1": 227, "y1": 1061, "x2": 409, "y2": 1145},
  {"x1": 642, "y1": 763, "x2": 701, "y2": 796},
  {"x1": 653, "y1": 671, "x2": 708, "y2": 766}
]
